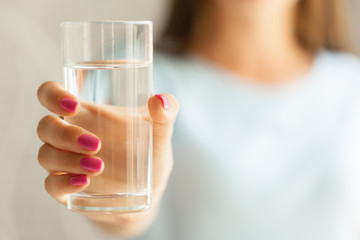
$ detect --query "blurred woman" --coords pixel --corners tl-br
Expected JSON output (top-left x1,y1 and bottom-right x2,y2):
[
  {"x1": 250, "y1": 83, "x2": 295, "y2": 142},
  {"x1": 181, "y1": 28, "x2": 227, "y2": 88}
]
[{"x1": 36, "y1": 0, "x2": 360, "y2": 239}]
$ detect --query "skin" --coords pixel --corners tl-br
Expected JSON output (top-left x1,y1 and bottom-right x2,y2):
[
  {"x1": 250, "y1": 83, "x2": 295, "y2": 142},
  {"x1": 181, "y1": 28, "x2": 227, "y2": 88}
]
[
  {"x1": 37, "y1": 81, "x2": 178, "y2": 237},
  {"x1": 37, "y1": 0, "x2": 314, "y2": 237},
  {"x1": 190, "y1": 0, "x2": 313, "y2": 84}
]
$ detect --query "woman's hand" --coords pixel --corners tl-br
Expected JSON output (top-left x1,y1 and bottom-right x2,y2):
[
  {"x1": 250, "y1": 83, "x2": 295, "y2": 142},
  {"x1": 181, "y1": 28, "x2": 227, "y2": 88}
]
[{"x1": 36, "y1": 81, "x2": 178, "y2": 237}]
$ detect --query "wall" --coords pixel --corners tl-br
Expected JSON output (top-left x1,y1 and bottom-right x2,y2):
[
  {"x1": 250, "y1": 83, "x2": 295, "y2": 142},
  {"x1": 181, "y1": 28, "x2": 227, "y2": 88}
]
[{"x1": 0, "y1": 0, "x2": 358, "y2": 239}]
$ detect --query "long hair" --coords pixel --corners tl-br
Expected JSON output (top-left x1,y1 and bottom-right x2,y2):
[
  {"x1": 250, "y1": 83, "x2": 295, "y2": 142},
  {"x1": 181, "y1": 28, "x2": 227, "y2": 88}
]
[{"x1": 159, "y1": 0, "x2": 352, "y2": 54}]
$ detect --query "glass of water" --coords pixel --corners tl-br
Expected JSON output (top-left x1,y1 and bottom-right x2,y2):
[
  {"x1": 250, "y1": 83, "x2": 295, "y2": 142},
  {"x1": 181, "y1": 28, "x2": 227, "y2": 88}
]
[{"x1": 61, "y1": 21, "x2": 153, "y2": 214}]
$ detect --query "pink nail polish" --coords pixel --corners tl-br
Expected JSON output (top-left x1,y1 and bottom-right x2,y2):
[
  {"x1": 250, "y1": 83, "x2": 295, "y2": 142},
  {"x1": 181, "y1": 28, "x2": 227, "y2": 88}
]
[
  {"x1": 80, "y1": 158, "x2": 103, "y2": 172},
  {"x1": 60, "y1": 97, "x2": 78, "y2": 113},
  {"x1": 78, "y1": 135, "x2": 100, "y2": 151},
  {"x1": 155, "y1": 94, "x2": 170, "y2": 110},
  {"x1": 70, "y1": 174, "x2": 88, "y2": 186}
]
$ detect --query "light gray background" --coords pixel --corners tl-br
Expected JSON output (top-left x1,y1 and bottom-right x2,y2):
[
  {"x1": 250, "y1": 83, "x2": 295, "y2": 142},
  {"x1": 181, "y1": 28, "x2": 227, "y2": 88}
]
[{"x1": 0, "y1": 0, "x2": 358, "y2": 239}]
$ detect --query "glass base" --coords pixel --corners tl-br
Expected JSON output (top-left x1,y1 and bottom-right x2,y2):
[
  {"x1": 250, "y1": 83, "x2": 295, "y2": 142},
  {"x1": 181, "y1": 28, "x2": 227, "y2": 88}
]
[{"x1": 67, "y1": 192, "x2": 151, "y2": 214}]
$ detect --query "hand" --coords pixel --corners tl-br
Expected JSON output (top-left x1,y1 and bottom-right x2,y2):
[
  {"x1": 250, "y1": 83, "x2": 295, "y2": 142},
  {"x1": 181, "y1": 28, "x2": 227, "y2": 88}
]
[{"x1": 36, "y1": 81, "x2": 178, "y2": 236}]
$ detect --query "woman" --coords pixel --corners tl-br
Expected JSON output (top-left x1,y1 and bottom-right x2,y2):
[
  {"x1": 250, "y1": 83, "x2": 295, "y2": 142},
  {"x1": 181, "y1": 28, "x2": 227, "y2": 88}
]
[{"x1": 37, "y1": 0, "x2": 360, "y2": 239}]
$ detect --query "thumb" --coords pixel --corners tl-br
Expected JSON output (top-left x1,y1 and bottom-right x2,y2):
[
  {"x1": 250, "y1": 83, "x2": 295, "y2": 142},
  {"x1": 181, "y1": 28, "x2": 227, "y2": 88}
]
[{"x1": 148, "y1": 93, "x2": 179, "y2": 147}]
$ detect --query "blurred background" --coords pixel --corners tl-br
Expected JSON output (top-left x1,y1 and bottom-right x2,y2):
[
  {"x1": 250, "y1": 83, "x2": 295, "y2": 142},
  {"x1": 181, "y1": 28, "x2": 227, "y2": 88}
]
[{"x1": 0, "y1": 0, "x2": 359, "y2": 239}]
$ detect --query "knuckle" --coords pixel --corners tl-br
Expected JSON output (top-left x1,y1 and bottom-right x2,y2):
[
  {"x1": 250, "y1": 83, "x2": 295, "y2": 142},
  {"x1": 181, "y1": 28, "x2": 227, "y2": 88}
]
[
  {"x1": 37, "y1": 144, "x2": 49, "y2": 168},
  {"x1": 37, "y1": 115, "x2": 54, "y2": 136},
  {"x1": 44, "y1": 175, "x2": 53, "y2": 195},
  {"x1": 153, "y1": 126, "x2": 173, "y2": 140},
  {"x1": 61, "y1": 124, "x2": 80, "y2": 142},
  {"x1": 118, "y1": 214, "x2": 138, "y2": 225},
  {"x1": 37, "y1": 81, "x2": 49, "y2": 100},
  {"x1": 62, "y1": 153, "x2": 76, "y2": 171}
]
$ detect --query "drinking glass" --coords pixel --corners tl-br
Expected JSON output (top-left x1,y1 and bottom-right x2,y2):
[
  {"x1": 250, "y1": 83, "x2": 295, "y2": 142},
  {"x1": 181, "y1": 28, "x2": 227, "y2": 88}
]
[{"x1": 61, "y1": 21, "x2": 153, "y2": 214}]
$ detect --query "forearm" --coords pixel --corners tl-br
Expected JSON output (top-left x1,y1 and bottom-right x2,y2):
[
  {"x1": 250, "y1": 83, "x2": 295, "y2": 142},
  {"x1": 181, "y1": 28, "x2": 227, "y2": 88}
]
[
  {"x1": 88, "y1": 205, "x2": 159, "y2": 238},
  {"x1": 86, "y1": 150, "x2": 173, "y2": 237},
  {"x1": 85, "y1": 186, "x2": 166, "y2": 238}
]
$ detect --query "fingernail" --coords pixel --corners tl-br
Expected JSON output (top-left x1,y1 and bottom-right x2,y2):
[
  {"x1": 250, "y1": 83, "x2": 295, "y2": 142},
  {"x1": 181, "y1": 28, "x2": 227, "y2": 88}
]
[
  {"x1": 60, "y1": 97, "x2": 78, "y2": 113},
  {"x1": 80, "y1": 157, "x2": 103, "y2": 172},
  {"x1": 78, "y1": 134, "x2": 100, "y2": 151},
  {"x1": 155, "y1": 94, "x2": 170, "y2": 110},
  {"x1": 70, "y1": 174, "x2": 88, "y2": 186}
]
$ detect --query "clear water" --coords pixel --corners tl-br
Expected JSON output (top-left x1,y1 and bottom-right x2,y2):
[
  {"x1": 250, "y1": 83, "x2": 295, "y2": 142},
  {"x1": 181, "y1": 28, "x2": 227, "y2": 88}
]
[{"x1": 63, "y1": 61, "x2": 152, "y2": 213}]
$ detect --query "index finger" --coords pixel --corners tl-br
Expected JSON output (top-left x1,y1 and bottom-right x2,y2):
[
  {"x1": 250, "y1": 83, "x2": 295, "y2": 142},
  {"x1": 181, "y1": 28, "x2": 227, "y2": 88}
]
[{"x1": 37, "y1": 81, "x2": 80, "y2": 116}]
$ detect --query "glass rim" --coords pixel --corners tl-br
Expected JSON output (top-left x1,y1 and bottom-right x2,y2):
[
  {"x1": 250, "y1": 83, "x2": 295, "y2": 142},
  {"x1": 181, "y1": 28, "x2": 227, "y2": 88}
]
[{"x1": 61, "y1": 20, "x2": 152, "y2": 26}]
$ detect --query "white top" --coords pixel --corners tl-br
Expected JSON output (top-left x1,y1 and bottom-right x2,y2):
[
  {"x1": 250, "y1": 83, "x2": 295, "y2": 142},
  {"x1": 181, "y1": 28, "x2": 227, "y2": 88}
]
[
  {"x1": 136, "y1": 50, "x2": 360, "y2": 240},
  {"x1": 1, "y1": 50, "x2": 360, "y2": 240}
]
